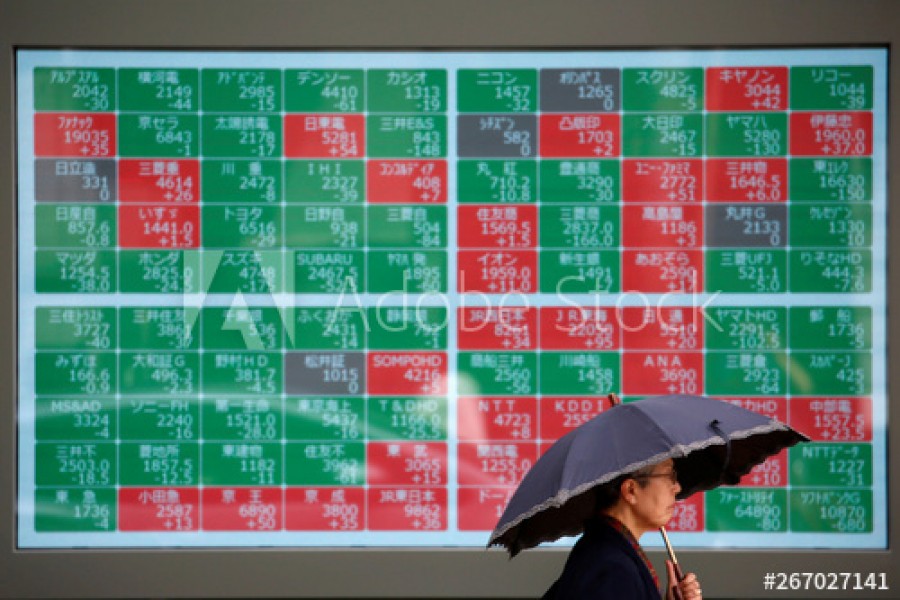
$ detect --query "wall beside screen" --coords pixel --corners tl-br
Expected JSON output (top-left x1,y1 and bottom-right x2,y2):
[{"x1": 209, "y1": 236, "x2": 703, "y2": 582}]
[{"x1": 2, "y1": 1, "x2": 899, "y2": 598}]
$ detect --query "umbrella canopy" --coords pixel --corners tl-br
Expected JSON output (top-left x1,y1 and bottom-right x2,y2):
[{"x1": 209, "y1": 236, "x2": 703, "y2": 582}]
[{"x1": 489, "y1": 394, "x2": 809, "y2": 556}]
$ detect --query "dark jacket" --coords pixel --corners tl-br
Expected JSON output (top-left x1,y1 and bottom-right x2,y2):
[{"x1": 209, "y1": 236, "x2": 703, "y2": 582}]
[{"x1": 542, "y1": 518, "x2": 662, "y2": 599}]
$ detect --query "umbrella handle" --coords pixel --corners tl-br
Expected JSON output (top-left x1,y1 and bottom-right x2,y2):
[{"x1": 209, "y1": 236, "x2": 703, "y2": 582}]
[{"x1": 660, "y1": 526, "x2": 686, "y2": 600}]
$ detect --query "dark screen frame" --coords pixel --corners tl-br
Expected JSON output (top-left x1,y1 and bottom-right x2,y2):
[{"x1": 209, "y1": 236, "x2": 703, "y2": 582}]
[{"x1": 1, "y1": 0, "x2": 898, "y2": 597}]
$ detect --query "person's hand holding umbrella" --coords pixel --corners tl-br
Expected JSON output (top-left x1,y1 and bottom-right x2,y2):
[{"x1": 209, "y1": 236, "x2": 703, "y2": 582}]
[{"x1": 666, "y1": 558, "x2": 702, "y2": 600}]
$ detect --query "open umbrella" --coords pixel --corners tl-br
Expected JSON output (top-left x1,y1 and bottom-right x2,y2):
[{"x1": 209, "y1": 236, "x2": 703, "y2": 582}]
[{"x1": 489, "y1": 393, "x2": 809, "y2": 557}]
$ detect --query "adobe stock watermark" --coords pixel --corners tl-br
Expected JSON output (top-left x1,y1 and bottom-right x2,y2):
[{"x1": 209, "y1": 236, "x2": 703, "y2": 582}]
[{"x1": 173, "y1": 256, "x2": 727, "y2": 349}]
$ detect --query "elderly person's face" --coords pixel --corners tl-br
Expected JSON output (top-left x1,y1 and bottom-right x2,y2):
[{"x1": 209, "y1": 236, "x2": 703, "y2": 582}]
[{"x1": 624, "y1": 459, "x2": 681, "y2": 534}]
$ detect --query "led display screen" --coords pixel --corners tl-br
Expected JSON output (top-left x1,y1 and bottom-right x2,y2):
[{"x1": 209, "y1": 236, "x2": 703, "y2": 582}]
[{"x1": 16, "y1": 47, "x2": 887, "y2": 550}]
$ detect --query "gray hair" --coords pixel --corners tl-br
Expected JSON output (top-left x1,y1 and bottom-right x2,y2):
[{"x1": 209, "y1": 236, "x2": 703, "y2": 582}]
[{"x1": 593, "y1": 464, "x2": 657, "y2": 512}]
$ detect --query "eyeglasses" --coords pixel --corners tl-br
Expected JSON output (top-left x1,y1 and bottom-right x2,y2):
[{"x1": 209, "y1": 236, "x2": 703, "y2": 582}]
[{"x1": 634, "y1": 469, "x2": 679, "y2": 485}]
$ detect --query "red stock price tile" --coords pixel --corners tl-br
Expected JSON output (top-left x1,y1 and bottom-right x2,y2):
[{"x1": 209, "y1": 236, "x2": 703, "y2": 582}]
[
  {"x1": 457, "y1": 205, "x2": 537, "y2": 248},
  {"x1": 119, "y1": 487, "x2": 198, "y2": 531},
  {"x1": 458, "y1": 306, "x2": 537, "y2": 350},
  {"x1": 366, "y1": 352, "x2": 447, "y2": 396},
  {"x1": 285, "y1": 487, "x2": 365, "y2": 531},
  {"x1": 621, "y1": 204, "x2": 703, "y2": 249},
  {"x1": 34, "y1": 113, "x2": 116, "y2": 157},
  {"x1": 621, "y1": 352, "x2": 703, "y2": 396},
  {"x1": 367, "y1": 487, "x2": 447, "y2": 531},
  {"x1": 540, "y1": 113, "x2": 620, "y2": 158},
  {"x1": 539, "y1": 307, "x2": 620, "y2": 351},
  {"x1": 457, "y1": 396, "x2": 538, "y2": 441},
  {"x1": 457, "y1": 487, "x2": 515, "y2": 531},
  {"x1": 118, "y1": 205, "x2": 199, "y2": 248},
  {"x1": 706, "y1": 158, "x2": 787, "y2": 203},
  {"x1": 789, "y1": 112, "x2": 872, "y2": 156},
  {"x1": 622, "y1": 159, "x2": 703, "y2": 203},
  {"x1": 457, "y1": 250, "x2": 537, "y2": 294},
  {"x1": 119, "y1": 159, "x2": 199, "y2": 203},
  {"x1": 705, "y1": 67, "x2": 788, "y2": 111},
  {"x1": 367, "y1": 160, "x2": 447, "y2": 203},
  {"x1": 284, "y1": 114, "x2": 365, "y2": 158},
  {"x1": 201, "y1": 487, "x2": 282, "y2": 531}
]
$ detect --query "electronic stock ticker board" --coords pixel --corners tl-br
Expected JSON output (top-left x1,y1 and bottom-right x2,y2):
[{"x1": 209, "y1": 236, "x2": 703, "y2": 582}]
[{"x1": 16, "y1": 48, "x2": 887, "y2": 550}]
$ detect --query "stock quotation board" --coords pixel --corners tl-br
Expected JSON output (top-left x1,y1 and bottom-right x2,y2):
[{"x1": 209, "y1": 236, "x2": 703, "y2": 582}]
[{"x1": 16, "y1": 49, "x2": 887, "y2": 549}]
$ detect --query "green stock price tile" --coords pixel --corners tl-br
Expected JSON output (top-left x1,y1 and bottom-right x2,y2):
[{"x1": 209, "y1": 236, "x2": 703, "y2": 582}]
[
  {"x1": 285, "y1": 397, "x2": 365, "y2": 441},
  {"x1": 540, "y1": 250, "x2": 619, "y2": 294},
  {"x1": 294, "y1": 250, "x2": 364, "y2": 294},
  {"x1": 201, "y1": 351, "x2": 283, "y2": 395},
  {"x1": 788, "y1": 351, "x2": 871, "y2": 396},
  {"x1": 285, "y1": 69, "x2": 365, "y2": 112},
  {"x1": 457, "y1": 160, "x2": 536, "y2": 204},
  {"x1": 539, "y1": 352, "x2": 619, "y2": 395},
  {"x1": 789, "y1": 158, "x2": 872, "y2": 202},
  {"x1": 201, "y1": 205, "x2": 282, "y2": 249},
  {"x1": 284, "y1": 205, "x2": 365, "y2": 249},
  {"x1": 705, "y1": 113, "x2": 788, "y2": 157},
  {"x1": 539, "y1": 205, "x2": 620, "y2": 248},
  {"x1": 291, "y1": 307, "x2": 366, "y2": 350},
  {"x1": 118, "y1": 114, "x2": 199, "y2": 158},
  {"x1": 35, "y1": 306, "x2": 116, "y2": 351},
  {"x1": 367, "y1": 205, "x2": 447, "y2": 249},
  {"x1": 705, "y1": 250, "x2": 787, "y2": 294},
  {"x1": 35, "y1": 442, "x2": 116, "y2": 487},
  {"x1": 621, "y1": 114, "x2": 703, "y2": 157},
  {"x1": 201, "y1": 114, "x2": 282, "y2": 158},
  {"x1": 790, "y1": 444, "x2": 873, "y2": 488},
  {"x1": 34, "y1": 488, "x2": 116, "y2": 532},
  {"x1": 789, "y1": 250, "x2": 871, "y2": 293},
  {"x1": 202, "y1": 397, "x2": 283, "y2": 442},
  {"x1": 202, "y1": 306, "x2": 284, "y2": 351},
  {"x1": 36, "y1": 250, "x2": 115, "y2": 293},
  {"x1": 367, "y1": 250, "x2": 447, "y2": 294},
  {"x1": 118, "y1": 68, "x2": 198, "y2": 112},
  {"x1": 119, "y1": 352, "x2": 199, "y2": 395},
  {"x1": 33, "y1": 67, "x2": 115, "y2": 112},
  {"x1": 457, "y1": 69, "x2": 537, "y2": 113},
  {"x1": 119, "y1": 397, "x2": 198, "y2": 441},
  {"x1": 367, "y1": 396, "x2": 448, "y2": 441},
  {"x1": 285, "y1": 442, "x2": 365, "y2": 486},
  {"x1": 35, "y1": 396, "x2": 116, "y2": 441},
  {"x1": 789, "y1": 204, "x2": 872, "y2": 248},
  {"x1": 539, "y1": 160, "x2": 620, "y2": 203},
  {"x1": 202, "y1": 160, "x2": 281, "y2": 203},
  {"x1": 367, "y1": 69, "x2": 447, "y2": 113},
  {"x1": 119, "y1": 307, "x2": 198, "y2": 351},
  {"x1": 366, "y1": 115, "x2": 447, "y2": 158},
  {"x1": 703, "y1": 306, "x2": 786, "y2": 351},
  {"x1": 622, "y1": 68, "x2": 703, "y2": 112},
  {"x1": 790, "y1": 489, "x2": 873, "y2": 533},
  {"x1": 119, "y1": 250, "x2": 194, "y2": 294},
  {"x1": 788, "y1": 306, "x2": 872, "y2": 350},
  {"x1": 204, "y1": 250, "x2": 283, "y2": 294},
  {"x1": 705, "y1": 488, "x2": 788, "y2": 532},
  {"x1": 200, "y1": 69, "x2": 282, "y2": 112},
  {"x1": 457, "y1": 352, "x2": 537, "y2": 396},
  {"x1": 367, "y1": 306, "x2": 448, "y2": 350},
  {"x1": 201, "y1": 442, "x2": 283, "y2": 486},
  {"x1": 790, "y1": 66, "x2": 873, "y2": 110},
  {"x1": 35, "y1": 351, "x2": 115, "y2": 396},
  {"x1": 704, "y1": 351, "x2": 787, "y2": 396},
  {"x1": 35, "y1": 204, "x2": 116, "y2": 249},
  {"x1": 119, "y1": 442, "x2": 198, "y2": 486},
  {"x1": 284, "y1": 160, "x2": 365, "y2": 204}
]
